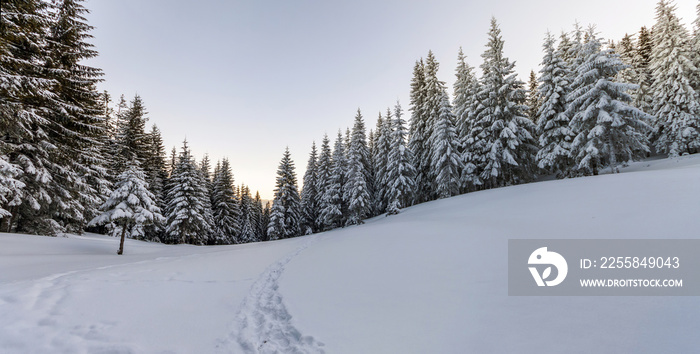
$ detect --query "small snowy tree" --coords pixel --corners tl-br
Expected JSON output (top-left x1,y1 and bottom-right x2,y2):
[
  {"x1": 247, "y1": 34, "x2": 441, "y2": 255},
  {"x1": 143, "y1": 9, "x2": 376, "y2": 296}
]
[
  {"x1": 267, "y1": 147, "x2": 302, "y2": 240},
  {"x1": 89, "y1": 160, "x2": 164, "y2": 255},
  {"x1": 567, "y1": 28, "x2": 651, "y2": 174}
]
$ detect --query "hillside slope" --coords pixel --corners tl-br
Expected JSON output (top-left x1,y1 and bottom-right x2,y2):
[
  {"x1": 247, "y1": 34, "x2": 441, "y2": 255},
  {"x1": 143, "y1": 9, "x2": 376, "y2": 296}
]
[{"x1": 1, "y1": 155, "x2": 699, "y2": 353}]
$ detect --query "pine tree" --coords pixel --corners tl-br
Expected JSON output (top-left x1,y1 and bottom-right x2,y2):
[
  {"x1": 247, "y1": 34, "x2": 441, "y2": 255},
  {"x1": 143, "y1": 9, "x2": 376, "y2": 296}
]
[
  {"x1": 89, "y1": 159, "x2": 163, "y2": 255},
  {"x1": 164, "y1": 140, "x2": 212, "y2": 244},
  {"x1": 475, "y1": 18, "x2": 537, "y2": 188},
  {"x1": 260, "y1": 202, "x2": 271, "y2": 241},
  {"x1": 0, "y1": 156, "x2": 24, "y2": 225},
  {"x1": 616, "y1": 33, "x2": 638, "y2": 86},
  {"x1": 567, "y1": 28, "x2": 651, "y2": 174},
  {"x1": 345, "y1": 110, "x2": 372, "y2": 225},
  {"x1": 314, "y1": 134, "x2": 332, "y2": 230},
  {"x1": 320, "y1": 131, "x2": 347, "y2": 230},
  {"x1": 252, "y1": 191, "x2": 264, "y2": 240},
  {"x1": 300, "y1": 142, "x2": 319, "y2": 234},
  {"x1": 267, "y1": 148, "x2": 302, "y2": 240},
  {"x1": 114, "y1": 95, "x2": 150, "y2": 173},
  {"x1": 526, "y1": 70, "x2": 541, "y2": 122},
  {"x1": 633, "y1": 26, "x2": 654, "y2": 113},
  {"x1": 692, "y1": 3, "x2": 700, "y2": 94},
  {"x1": 372, "y1": 111, "x2": 392, "y2": 214},
  {"x1": 649, "y1": 0, "x2": 700, "y2": 156},
  {"x1": 429, "y1": 92, "x2": 462, "y2": 199},
  {"x1": 408, "y1": 59, "x2": 432, "y2": 203},
  {"x1": 239, "y1": 185, "x2": 256, "y2": 243},
  {"x1": 536, "y1": 32, "x2": 575, "y2": 175},
  {"x1": 385, "y1": 101, "x2": 416, "y2": 215},
  {"x1": 453, "y1": 48, "x2": 481, "y2": 191},
  {"x1": 211, "y1": 158, "x2": 240, "y2": 244}
]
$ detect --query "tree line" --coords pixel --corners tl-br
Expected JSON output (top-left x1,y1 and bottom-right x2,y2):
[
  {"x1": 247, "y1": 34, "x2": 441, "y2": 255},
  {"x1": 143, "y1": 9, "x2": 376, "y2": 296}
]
[
  {"x1": 1, "y1": 0, "x2": 699, "y2": 246},
  {"x1": 268, "y1": 1, "x2": 700, "y2": 238}
]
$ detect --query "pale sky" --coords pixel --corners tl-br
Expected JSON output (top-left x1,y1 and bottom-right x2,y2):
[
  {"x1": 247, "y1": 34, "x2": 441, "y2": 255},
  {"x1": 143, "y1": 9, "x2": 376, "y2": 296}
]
[{"x1": 84, "y1": 0, "x2": 697, "y2": 199}]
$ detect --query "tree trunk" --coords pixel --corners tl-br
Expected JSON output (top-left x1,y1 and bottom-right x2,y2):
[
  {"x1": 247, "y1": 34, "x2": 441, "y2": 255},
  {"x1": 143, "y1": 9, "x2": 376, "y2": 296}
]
[{"x1": 117, "y1": 223, "x2": 127, "y2": 255}]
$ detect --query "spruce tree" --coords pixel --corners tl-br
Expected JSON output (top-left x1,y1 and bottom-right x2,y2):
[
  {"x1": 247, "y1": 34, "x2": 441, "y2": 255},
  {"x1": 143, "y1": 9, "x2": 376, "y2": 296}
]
[
  {"x1": 536, "y1": 32, "x2": 575, "y2": 175},
  {"x1": 453, "y1": 48, "x2": 481, "y2": 191},
  {"x1": 385, "y1": 101, "x2": 416, "y2": 215},
  {"x1": 475, "y1": 18, "x2": 537, "y2": 187},
  {"x1": 429, "y1": 93, "x2": 462, "y2": 199},
  {"x1": 566, "y1": 28, "x2": 651, "y2": 174},
  {"x1": 89, "y1": 159, "x2": 163, "y2": 255},
  {"x1": 320, "y1": 131, "x2": 346, "y2": 230},
  {"x1": 211, "y1": 158, "x2": 240, "y2": 244},
  {"x1": 314, "y1": 134, "x2": 332, "y2": 231},
  {"x1": 300, "y1": 142, "x2": 319, "y2": 234},
  {"x1": 164, "y1": 140, "x2": 212, "y2": 244},
  {"x1": 267, "y1": 148, "x2": 302, "y2": 240},
  {"x1": 345, "y1": 110, "x2": 372, "y2": 225},
  {"x1": 253, "y1": 191, "x2": 264, "y2": 240},
  {"x1": 649, "y1": 0, "x2": 700, "y2": 156},
  {"x1": 633, "y1": 26, "x2": 654, "y2": 113},
  {"x1": 372, "y1": 111, "x2": 392, "y2": 214},
  {"x1": 526, "y1": 70, "x2": 541, "y2": 122},
  {"x1": 408, "y1": 59, "x2": 432, "y2": 203},
  {"x1": 239, "y1": 185, "x2": 256, "y2": 243}
]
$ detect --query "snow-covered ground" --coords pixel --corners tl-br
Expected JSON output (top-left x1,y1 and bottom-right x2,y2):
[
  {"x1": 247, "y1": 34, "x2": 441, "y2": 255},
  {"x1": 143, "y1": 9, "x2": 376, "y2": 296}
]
[{"x1": 1, "y1": 155, "x2": 699, "y2": 353}]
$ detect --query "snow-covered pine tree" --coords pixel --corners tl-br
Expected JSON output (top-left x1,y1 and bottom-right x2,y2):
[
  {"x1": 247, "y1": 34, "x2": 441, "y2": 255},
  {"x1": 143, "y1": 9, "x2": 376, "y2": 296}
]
[
  {"x1": 141, "y1": 124, "x2": 167, "y2": 241},
  {"x1": 345, "y1": 110, "x2": 372, "y2": 225},
  {"x1": 566, "y1": 28, "x2": 652, "y2": 174},
  {"x1": 692, "y1": 3, "x2": 700, "y2": 94},
  {"x1": 252, "y1": 191, "x2": 264, "y2": 240},
  {"x1": 33, "y1": 0, "x2": 107, "y2": 234},
  {"x1": 89, "y1": 159, "x2": 163, "y2": 255},
  {"x1": 267, "y1": 147, "x2": 302, "y2": 240},
  {"x1": 649, "y1": 0, "x2": 700, "y2": 156},
  {"x1": 453, "y1": 48, "x2": 482, "y2": 191},
  {"x1": 536, "y1": 32, "x2": 575, "y2": 175},
  {"x1": 475, "y1": 18, "x2": 537, "y2": 188},
  {"x1": 260, "y1": 202, "x2": 271, "y2": 241},
  {"x1": 144, "y1": 125, "x2": 168, "y2": 210},
  {"x1": 372, "y1": 110, "x2": 392, "y2": 214},
  {"x1": 408, "y1": 59, "x2": 432, "y2": 204},
  {"x1": 616, "y1": 34, "x2": 638, "y2": 86},
  {"x1": 211, "y1": 158, "x2": 240, "y2": 244},
  {"x1": 320, "y1": 131, "x2": 347, "y2": 230},
  {"x1": 420, "y1": 51, "x2": 451, "y2": 200},
  {"x1": 0, "y1": 156, "x2": 24, "y2": 229},
  {"x1": 429, "y1": 90, "x2": 462, "y2": 199},
  {"x1": 114, "y1": 95, "x2": 150, "y2": 173},
  {"x1": 300, "y1": 142, "x2": 319, "y2": 234},
  {"x1": 314, "y1": 134, "x2": 332, "y2": 231},
  {"x1": 526, "y1": 70, "x2": 541, "y2": 122},
  {"x1": 633, "y1": 26, "x2": 654, "y2": 113},
  {"x1": 164, "y1": 140, "x2": 213, "y2": 244},
  {"x1": 385, "y1": 101, "x2": 416, "y2": 215},
  {"x1": 239, "y1": 185, "x2": 256, "y2": 243}
]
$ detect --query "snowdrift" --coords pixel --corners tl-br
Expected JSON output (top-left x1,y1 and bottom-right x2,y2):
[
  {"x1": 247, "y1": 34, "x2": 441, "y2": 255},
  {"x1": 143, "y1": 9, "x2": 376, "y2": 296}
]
[{"x1": 1, "y1": 155, "x2": 699, "y2": 353}]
